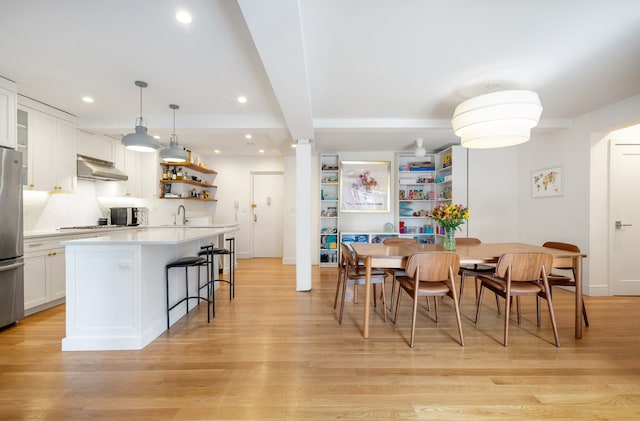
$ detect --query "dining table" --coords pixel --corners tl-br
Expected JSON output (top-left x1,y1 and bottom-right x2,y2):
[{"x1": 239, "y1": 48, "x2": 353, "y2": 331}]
[{"x1": 349, "y1": 242, "x2": 587, "y2": 340}]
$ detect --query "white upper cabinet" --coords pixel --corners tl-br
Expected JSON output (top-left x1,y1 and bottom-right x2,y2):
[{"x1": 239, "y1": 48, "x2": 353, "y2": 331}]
[
  {"x1": 76, "y1": 130, "x2": 114, "y2": 162},
  {"x1": 0, "y1": 77, "x2": 17, "y2": 149},
  {"x1": 18, "y1": 96, "x2": 77, "y2": 193}
]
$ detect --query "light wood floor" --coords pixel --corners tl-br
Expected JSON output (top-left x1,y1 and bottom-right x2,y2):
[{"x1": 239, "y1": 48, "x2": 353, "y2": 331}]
[{"x1": 1, "y1": 258, "x2": 640, "y2": 420}]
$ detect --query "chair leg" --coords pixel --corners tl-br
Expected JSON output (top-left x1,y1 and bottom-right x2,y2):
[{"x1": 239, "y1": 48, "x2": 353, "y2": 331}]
[
  {"x1": 333, "y1": 269, "x2": 343, "y2": 310},
  {"x1": 373, "y1": 284, "x2": 377, "y2": 309},
  {"x1": 166, "y1": 267, "x2": 170, "y2": 329},
  {"x1": 184, "y1": 267, "x2": 189, "y2": 314},
  {"x1": 542, "y1": 278, "x2": 561, "y2": 347},
  {"x1": 338, "y1": 279, "x2": 349, "y2": 325},
  {"x1": 459, "y1": 274, "x2": 465, "y2": 305},
  {"x1": 582, "y1": 301, "x2": 589, "y2": 327},
  {"x1": 503, "y1": 292, "x2": 511, "y2": 347},
  {"x1": 474, "y1": 283, "x2": 485, "y2": 324},
  {"x1": 450, "y1": 290, "x2": 464, "y2": 347},
  {"x1": 393, "y1": 284, "x2": 402, "y2": 324},
  {"x1": 434, "y1": 296, "x2": 439, "y2": 323},
  {"x1": 381, "y1": 280, "x2": 387, "y2": 323},
  {"x1": 409, "y1": 289, "x2": 419, "y2": 348}
]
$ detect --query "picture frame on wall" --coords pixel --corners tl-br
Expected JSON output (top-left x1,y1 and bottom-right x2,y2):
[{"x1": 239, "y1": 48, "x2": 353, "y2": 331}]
[
  {"x1": 340, "y1": 160, "x2": 391, "y2": 212},
  {"x1": 531, "y1": 166, "x2": 563, "y2": 198}
]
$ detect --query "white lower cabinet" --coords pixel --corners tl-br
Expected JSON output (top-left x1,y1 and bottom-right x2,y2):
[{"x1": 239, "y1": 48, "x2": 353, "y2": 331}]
[{"x1": 24, "y1": 239, "x2": 66, "y2": 315}]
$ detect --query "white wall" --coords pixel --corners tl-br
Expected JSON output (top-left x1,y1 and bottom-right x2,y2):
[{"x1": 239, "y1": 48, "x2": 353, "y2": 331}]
[
  {"x1": 467, "y1": 147, "x2": 519, "y2": 242},
  {"x1": 206, "y1": 155, "x2": 284, "y2": 259}
]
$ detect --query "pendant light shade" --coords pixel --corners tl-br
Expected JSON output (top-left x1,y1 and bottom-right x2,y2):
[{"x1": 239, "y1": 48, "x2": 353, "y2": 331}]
[
  {"x1": 121, "y1": 81, "x2": 161, "y2": 152},
  {"x1": 159, "y1": 104, "x2": 188, "y2": 162},
  {"x1": 451, "y1": 90, "x2": 542, "y2": 149}
]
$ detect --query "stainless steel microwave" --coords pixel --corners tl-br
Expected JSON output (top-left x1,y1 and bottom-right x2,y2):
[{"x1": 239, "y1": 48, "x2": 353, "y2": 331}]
[{"x1": 110, "y1": 207, "x2": 139, "y2": 226}]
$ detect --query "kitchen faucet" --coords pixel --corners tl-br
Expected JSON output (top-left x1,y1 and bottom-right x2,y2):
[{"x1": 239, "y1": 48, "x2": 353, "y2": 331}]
[{"x1": 177, "y1": 205, "x2": 187, "y2": 225}]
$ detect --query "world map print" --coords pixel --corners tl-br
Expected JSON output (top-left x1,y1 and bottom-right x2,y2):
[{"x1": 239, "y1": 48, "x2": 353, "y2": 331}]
[{"x1": 531, "y1": 167, "x2": 562, "y2": 197}]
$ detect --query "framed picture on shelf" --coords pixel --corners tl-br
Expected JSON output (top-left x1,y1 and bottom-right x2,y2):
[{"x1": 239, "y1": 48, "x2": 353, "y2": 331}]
[
  {"x1": 340, "y1": 160, "x2": 390, "y2": 212},
  {"x1": 531, "y1": 166, "x2": 563, "y2": 198}
]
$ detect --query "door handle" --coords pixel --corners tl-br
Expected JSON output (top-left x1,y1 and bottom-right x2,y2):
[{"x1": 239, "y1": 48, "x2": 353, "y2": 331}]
[
  {"x1": 254, "y1": 215, "x2": 257, "y2": 222},
  {"x1": 615, "y1": 220, "x2": 633, "y2": 229},
  {"x1": 0, "y1": 261, "x2": 25, "y2": 272}
]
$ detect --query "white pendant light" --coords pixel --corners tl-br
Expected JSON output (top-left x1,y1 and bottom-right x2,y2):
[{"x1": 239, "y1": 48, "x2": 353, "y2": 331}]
[
  {"x1": 121, "y1": 81, "x2": 161, "y2": 152},
  {"x1": 451, "y1": 90, "x2": 543, "y2": 149},
  {"x1": 159, "y1": 104, "x2": 188, "y2": 162},
  {"x1": 415, "y1": 138, "x2": 426, "y2": 157}
]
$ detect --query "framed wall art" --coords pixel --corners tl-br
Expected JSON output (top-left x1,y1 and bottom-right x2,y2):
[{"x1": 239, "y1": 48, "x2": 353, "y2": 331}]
[
  {"x1": 340, "y1": 160, "x2": 390, "y2": 212},
  {"x1": 531, "y1": 166, "x2": 563, "y2": 198}
]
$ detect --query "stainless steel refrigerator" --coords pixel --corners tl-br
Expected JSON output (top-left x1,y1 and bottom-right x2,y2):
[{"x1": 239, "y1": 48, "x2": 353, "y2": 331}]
[{"x1": 0, "y1": 147, "x2": 24, "y2": 328}]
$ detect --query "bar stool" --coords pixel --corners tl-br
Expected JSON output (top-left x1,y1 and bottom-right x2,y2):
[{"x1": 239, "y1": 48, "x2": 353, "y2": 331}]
[
  {"x1": 166, "y1": 256, "x2": 210, "y2": 329},
  {"x1": 199, "y1": 237, "x2": 235, "y2": 302}
]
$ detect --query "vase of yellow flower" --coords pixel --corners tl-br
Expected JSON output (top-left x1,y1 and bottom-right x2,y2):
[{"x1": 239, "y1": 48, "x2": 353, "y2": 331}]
[{"x1": 430, "y1": 203, "x2": 470, "y2": 251}]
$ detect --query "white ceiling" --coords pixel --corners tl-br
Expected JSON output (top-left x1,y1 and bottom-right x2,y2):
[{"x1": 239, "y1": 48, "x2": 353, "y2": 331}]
[{"x1": 1, "y1": 0, "x2": 639, "y2": 157}]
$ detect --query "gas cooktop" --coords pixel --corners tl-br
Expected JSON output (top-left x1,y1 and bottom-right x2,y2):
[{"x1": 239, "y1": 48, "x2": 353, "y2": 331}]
[{"x1": 58, "y1": 225, "x2": 129, "y2": 230}]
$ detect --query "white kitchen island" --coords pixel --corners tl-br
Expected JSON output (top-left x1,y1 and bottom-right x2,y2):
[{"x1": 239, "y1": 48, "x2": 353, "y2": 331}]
[{"x1": 61, "y1": 226, "x2": 238, "y2": 351}]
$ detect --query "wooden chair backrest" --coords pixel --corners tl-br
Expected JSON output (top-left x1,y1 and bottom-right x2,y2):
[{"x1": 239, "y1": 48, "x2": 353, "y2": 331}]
[
  {"x1": 382, "y1": 237, "x2": 418, "y2": 246},
  {"x1": 455, "y1": 237, "x2": 482, "y2": 246},
  {"x1": 405, "y1": 252, "x2": 460, "y2": 282},
  {"x1": 495, "y1": 253, "x2": 554, "y2": 282},
  {"x1": 340, "y1": 242, "x2": 356, "y2": 269},
  {"x1": 543, "y1": 241, "x2": 580, "y2": 270}
]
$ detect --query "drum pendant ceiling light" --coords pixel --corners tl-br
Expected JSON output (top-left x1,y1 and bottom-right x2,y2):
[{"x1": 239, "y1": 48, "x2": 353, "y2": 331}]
[
  {"x1": 159, "y1": 104, "x2": 188, "y2": 162},
  {"x1": 451, "y1": 90, "x2": 543, "y2": 149},
  {"x1": 121, "y1": 81, "x2": 161, "y2": 152}
]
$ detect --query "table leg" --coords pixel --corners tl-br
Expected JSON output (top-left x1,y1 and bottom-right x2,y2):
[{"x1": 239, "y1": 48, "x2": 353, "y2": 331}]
[
  {"x1": 575, "y1": 256, "x2": 583, "y2": 339},
  {"x1": 363, "y1": 255, "x2": 371, "y2": 339}
]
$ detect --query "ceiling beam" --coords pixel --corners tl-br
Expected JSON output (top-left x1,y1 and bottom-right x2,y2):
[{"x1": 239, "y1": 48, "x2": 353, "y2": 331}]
[{"x1": 238, "y1": 0, "x2": 314, "y2": 141}]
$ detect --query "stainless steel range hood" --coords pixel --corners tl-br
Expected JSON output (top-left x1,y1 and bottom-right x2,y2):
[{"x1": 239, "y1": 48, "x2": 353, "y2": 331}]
[{"x1": 77, "y1": 154, "x2": 128, "y2": 181}]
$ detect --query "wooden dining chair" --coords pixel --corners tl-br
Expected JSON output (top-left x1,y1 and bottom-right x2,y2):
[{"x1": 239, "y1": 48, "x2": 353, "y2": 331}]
[
  {"x1": 474, "y1": 252, "x2": 560, "y2": 347},
  {"x1": 393, "y1": 252, "x2": 464, "y2": 348},
  {"x1": 334, "y1": 242, "x2": 388, "y2": 324},
  {"x1": 455, "y1": 237, "x2": 497, "y2": 307},
  {"x1": 382, "y1": 237, "x2": 418, "y2": 312},
  {"x1": 542, "y1": 241, "x2": 589, "y2": 327}
]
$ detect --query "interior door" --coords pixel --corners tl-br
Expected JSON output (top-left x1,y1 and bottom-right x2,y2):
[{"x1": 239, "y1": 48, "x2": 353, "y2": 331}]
[
  {"x1": 610, "y1": 142, "x2": 640, "y2": 295},
  {"x1": 251, "y1": 172, "x2": 284, "y2": 258}
]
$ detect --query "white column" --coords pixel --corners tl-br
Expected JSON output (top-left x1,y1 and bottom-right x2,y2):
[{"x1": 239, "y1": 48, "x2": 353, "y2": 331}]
[{"x1": 295, "y1": 139, "x2": 312, "y2": 291}]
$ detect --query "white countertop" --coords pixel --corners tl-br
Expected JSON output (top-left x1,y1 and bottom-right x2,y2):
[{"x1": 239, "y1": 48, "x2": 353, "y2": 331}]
[
  {"x1": 25, "y1": 223, "x2": 239, "y2": 240},
  {"x1": 61, "y1": 226, "x2": 237, "y2": 246}
]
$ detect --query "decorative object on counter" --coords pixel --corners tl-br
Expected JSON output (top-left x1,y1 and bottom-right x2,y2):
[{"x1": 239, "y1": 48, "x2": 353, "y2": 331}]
[
  {"x1": 121, "y1": 81, "x2": 161, "y2": 152},
  {"x1": 159, "y1": 104, "x2": 188, "y2": 162},
  {"x1": 429, "y1": 203, "x2": 470, "y2": 251},
  {"x1": 451, "y1": 90, "x2": 542, "y2": 149}
]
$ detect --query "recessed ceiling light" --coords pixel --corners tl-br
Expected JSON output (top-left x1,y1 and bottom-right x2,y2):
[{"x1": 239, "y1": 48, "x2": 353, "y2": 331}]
[
  {"x1": 259, "y1": 149, "x2": 264, "y2": 154},
  {"x1": 237, "y1": 96, "x2": 247, "y2": 103},
  {"x1": 153, "y1": 135, "x2": 161, "y2": 139},
  {"x1": 245, "y1": 134, "x2": 252, "y2": 139},
  {"x1": 175, "y1": 10, "x2": 192, "y2": 24},
  {"x1": 291, "y1": 143, "x2": 296, "y2": 148},
  {"x1": 82, "y1": 96, "x2": 94, "y2": 103},
  {"x1": 214, "y1": 150, "x2": 220, "y2": 154}
]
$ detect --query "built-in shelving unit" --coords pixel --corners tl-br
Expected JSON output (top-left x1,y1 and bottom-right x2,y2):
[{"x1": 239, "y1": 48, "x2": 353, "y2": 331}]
[
  {"x1": 433, "y1": 145, "x2": 468, "y2": 238},
  {"x1": 396, "y1": 153, "x2": 437, "y2": 244},
  {"x1": 395, "y1": 146, "x2": 468, "y2": 243},
  {"x1": 320, "y1": 154, "x2": 340, "y2": 266}
]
